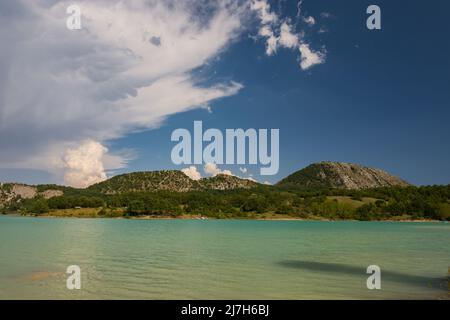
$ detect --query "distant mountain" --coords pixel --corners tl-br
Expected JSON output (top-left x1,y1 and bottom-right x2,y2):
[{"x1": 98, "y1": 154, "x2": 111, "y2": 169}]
[
  {"x1": 276, "y1": 161, "x2": 411, "y2": 190},
  {"x1": 87, "y1": 170, "x2": 258, "y2": 194}
]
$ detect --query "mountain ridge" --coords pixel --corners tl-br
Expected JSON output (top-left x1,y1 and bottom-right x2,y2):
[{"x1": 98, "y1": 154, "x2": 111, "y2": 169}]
[
  {"x1": 0, "y1": 161, "x2": 412, "y2": 208},
  {"x1": 87, "y1": 170, "x2": 258, "y2": 194},
  {"x1": 3, "y1": 162, "x2": 448, "y2": 221}
]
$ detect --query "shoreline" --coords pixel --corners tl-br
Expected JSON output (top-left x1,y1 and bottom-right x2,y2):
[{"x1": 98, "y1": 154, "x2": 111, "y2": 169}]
[{"x1": 4, "y1": 213, "x2": 442, "y2": 223}]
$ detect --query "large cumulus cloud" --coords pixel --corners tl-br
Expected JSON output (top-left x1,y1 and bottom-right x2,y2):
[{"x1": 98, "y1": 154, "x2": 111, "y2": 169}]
[
  {"x1": 0, "y1": 0, "x2": 326, "y2": 187},
  {"x1": 0, "y1": 0, "x2": 245, "y2": 186}
]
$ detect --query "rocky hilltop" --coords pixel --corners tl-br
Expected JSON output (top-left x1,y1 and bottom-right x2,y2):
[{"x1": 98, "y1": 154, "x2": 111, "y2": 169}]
[
  {"x1": 199, "y1": 174, "x2": 257, "y2": 191},
  {"x1": 87, "y1": 170, "x2": 258, "y2": 194},
  {"x1": 277, "y1": 161, "x2": 411, "y2": 190}
]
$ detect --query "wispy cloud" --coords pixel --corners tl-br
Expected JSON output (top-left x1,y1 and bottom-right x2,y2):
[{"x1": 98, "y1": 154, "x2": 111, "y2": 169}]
[
  {"x1": 299, "y1": 43, "x2": 326, "y2": 70},
  {"x1": 303, "y1": 16, "x2": 316, "y2": 26},
  {"x1": 0, "y1": 0, "x2": 245, "y2": 186},
  {"x1": 0, "y1": 0, "x2": 328, "y2": 186},
  {"x1": 250, "y1": 0, "x2": 326, "y2": 70}
]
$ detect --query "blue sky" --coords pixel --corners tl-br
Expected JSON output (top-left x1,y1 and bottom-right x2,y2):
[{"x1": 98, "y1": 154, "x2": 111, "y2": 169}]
[
  {"x1": 1, "y1": 0, "x2": 449, "y2": 186},
  {"x1": 109, "y1": 0, "x2": 450, "y2": 186}
]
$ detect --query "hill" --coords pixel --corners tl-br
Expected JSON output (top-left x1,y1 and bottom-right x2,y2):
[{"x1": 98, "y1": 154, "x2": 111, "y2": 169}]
[
  {"x1": 277, "y1": 161, "x2": 411, "y2": 190},
  {"x1": 87, "y1": 170, "x2": 258, "y2": 194},
  {"x1": 1, "y1": 165, "x2": 449, "y2": 221}
]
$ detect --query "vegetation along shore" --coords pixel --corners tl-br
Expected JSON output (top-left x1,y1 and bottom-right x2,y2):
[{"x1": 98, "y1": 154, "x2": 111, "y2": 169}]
[{"x1": 1, "y1": 162, "x2": 449, "y2": 221}]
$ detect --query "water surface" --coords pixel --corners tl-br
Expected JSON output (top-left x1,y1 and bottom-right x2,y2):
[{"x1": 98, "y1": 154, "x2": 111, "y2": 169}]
[{"x1": 0, "y1": 216, "x2": 448, "y2": 299}]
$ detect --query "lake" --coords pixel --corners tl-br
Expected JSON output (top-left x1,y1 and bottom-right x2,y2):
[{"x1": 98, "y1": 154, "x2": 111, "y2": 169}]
[{"x1": 0, "y1": 216, "x2": 448, "y2": 299}]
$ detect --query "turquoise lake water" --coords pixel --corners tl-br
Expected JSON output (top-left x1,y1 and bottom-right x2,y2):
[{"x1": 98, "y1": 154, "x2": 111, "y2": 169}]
[{"x1": 0, "y1": 216, "x2": 448, "y2": 299}]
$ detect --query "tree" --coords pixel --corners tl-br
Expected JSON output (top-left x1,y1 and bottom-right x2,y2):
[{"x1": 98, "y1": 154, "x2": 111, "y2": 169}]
[
  {"x1": 30, "y1": 199, "x2": 49, "y2": 214},
  {"x1": 127, "y1": 200, "x2": 145, "y2": 215}
]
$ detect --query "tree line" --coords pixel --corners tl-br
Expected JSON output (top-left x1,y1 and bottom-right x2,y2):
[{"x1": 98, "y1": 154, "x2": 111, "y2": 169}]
[{"x1": 3, "y1": 185, "x2": 450, "y2": 221}]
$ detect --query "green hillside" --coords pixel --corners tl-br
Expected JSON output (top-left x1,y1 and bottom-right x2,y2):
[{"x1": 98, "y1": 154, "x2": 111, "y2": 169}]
[
  {"x1": 88, "y1": 170, "x2": 200, "y2": 194},
  {"x1": 1, "y1": 163, "x2": 449, "y2": 221}
]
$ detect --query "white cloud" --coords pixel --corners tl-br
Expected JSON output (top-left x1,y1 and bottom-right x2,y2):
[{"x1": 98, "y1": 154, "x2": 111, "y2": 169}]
[
  {"x1": 203, "y1": 163, "x2": 261, "y2": 183},
  {"x1": 204, "y1": 163, "x2": 233, "y2": 177},
  {"x1": 265, "y1": 35, "x2": 279, "y2": 56},
  {"x1": 258, "y1": 25, "x2": 278, "y2": 56},
  {"x1": 303, "y1": 16, "x2": 316, "y2": 26},
  {"x1": 250, "y1": 0, "x2": 325, "y2": 70},
  {"x1": 320, "y1": 12, "x2": 332, "y2": 19},
  {"x1": 63, "y1": 140, "x2": 108, "y2": 188},
  {"x1": 0, "y1": 0, "x2": 327, "y2": 186},
  {"x1": 299, "y1": 43, "x2": 326, "y2": 70},
  {"x1": 184, "y1": 164, "x2": 261, "y2": 183},
  {"x1": 279, "y1": 22, "x2": 299, "y2": 49},
  {"x1": 250, "y1": 0, "x2": 277, "y2": 24},
  {"x1": 0, "y1": 0, "x2": 245, "y2": 185},
  {"x1": 252, "y1": 0, "x2": 279, "y2": 56},
  {"x1": 181, "y1": 166, "x2": 202, "y2": 181},
  {"x1": 318, "y1": 26, "x2": 328, "y2": 34}
]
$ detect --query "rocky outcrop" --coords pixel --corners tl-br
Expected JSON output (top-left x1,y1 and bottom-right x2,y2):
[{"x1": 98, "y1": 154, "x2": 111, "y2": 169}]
[
  {"x1": 11, "y1": 184, "x2": 37, "y2": 199},
  {"x1": 276, "y1": 161, "x2": 411, "y2": 190},
  {"x1": 0, "y1": 183, "x2": 63, "y2": 207},
  {"x1": 0, "y1": 184, "x2": 36, "y2": 207},
  {"x1": 199, "y1": 174, "x2": 257, "y2": 190},
  {"x1": 41, "y1": 189, "x2": 64, "y2": 199}
]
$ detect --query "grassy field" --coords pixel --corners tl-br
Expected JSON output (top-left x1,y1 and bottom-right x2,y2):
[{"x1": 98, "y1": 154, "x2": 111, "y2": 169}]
[
  {"x1": 31, "y1": 208, "x2": 314, "y2": 220},
  {"x1": 37, "y1": 207, "x2": 125, "y2": 218},
  {"x1": 438, "y1": 203, "x2": 450, "y2": 219},
  {"x1": 327, "y1": 196, "x2": 379, "y2": 208}
]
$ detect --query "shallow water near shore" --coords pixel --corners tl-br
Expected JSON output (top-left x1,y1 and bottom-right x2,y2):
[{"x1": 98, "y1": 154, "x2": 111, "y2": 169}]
[{"x1": 0, "y1": 216, "x2": 448, "y2": 299}]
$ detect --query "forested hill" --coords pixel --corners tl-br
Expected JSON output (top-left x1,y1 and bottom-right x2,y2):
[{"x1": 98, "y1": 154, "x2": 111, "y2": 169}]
[
  {"x1": 1, "y1": 163, "x2": 450, "y2": 221},
  {"x1": 87, "y1": 171, "x2": 258, "y2": 194}
]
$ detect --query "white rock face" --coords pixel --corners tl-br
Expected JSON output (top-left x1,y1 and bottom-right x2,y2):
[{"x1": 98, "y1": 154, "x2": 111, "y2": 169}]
[
  {"x1": 0, "y1": 183, "x2": 63, "y2": 207},
  {"x1": 11, "y1": 185, "x2": 37, "y2": 199},
  {"x1": 41, "y1": 190, "x2": 64, "y2": 199},
  {"x1": 321, "y1": 162, "x2": 410, "y2": 189},
  {"x1": 277, "y1": 161, "x2": 411, "y2": 190}
]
